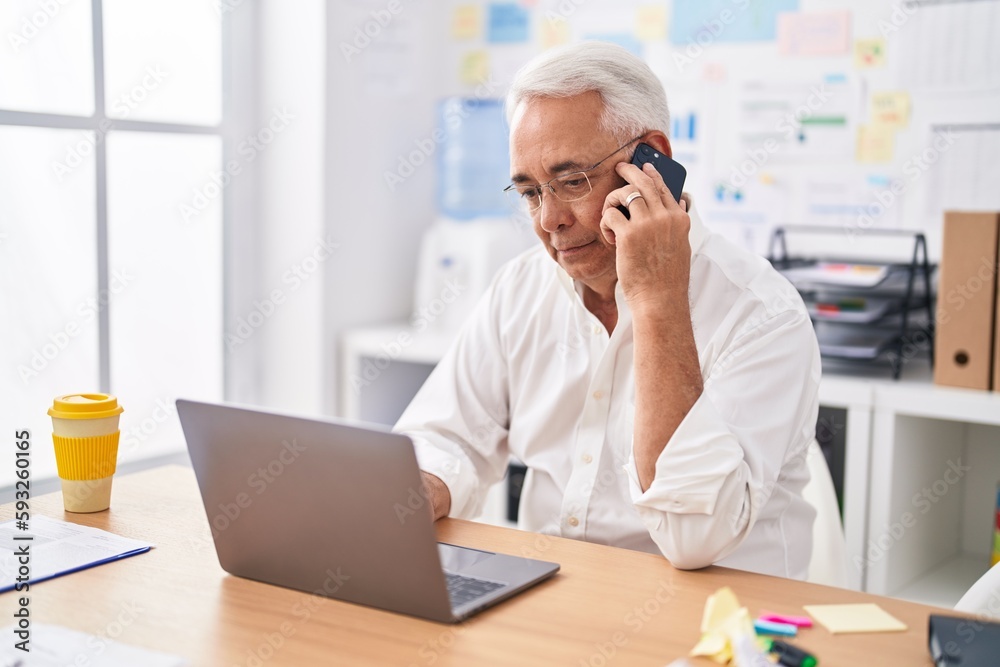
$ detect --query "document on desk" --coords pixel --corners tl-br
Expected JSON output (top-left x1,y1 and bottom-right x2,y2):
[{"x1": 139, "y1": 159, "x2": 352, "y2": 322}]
[
  {"x1": 0, "y1": 622, "x2": 188, "y2": 666},
  {"x1": 0, "y1": 515, "x2": 152, "y2": 593}
]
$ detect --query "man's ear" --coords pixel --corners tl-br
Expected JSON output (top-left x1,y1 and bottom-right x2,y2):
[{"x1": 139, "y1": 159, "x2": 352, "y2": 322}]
[{"x1": 643, "y1": 131, "x2": 672, "y2": 159}]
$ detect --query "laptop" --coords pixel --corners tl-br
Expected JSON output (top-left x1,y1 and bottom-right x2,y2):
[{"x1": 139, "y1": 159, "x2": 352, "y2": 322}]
[{"x1": 176, "y1": 398, "x2": 559, "y2": 623}]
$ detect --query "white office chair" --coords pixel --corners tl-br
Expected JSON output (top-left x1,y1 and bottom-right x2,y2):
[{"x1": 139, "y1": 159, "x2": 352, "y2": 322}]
[
  {"x1": 955, "y1": 561, "x2": 1000, "y2": 619},
  {"x1": 802, "y1": 439, "x2": 850, "y2": 588}
]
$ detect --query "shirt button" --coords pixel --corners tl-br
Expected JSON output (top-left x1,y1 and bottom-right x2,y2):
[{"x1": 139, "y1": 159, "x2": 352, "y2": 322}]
[
  {"x1": 568, "y1": 516, "x2": 579, "y2": 527},
  {"x1": 592, "y1": 325, "x2": 602, "y2": 335},
  {"x1": 592, "y1": 390, "x2": 604, "y2": 400},
  {"x1": 581, "y1": 454, "x2": 593, "y2": 464}
]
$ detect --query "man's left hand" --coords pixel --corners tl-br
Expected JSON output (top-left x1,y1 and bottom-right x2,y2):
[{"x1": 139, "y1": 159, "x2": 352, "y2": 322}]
[{"x1": 600, "y1": 161, "x2": 691, "y2": 315}]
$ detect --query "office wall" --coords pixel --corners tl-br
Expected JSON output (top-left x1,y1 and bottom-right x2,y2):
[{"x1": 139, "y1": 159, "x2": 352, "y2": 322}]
[
  {"x1": 318, "y1": 0, "x2": 1000, "y2": 413},
  {"x1": 434, "y1": 0, "x2": 1000, "y2": 260},
  {"x1": 251, "y1": 0, "x2": 326, "y2": 414},
  {"x1": 323, "y1": 1, "x2": 447, "y2": 415},
  {"x1": 226, "y1": 0, "x2": 326, "y2": 416}
]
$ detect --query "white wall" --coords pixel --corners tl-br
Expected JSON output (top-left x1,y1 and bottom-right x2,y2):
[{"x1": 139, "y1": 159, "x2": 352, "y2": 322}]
[
  {"x1": 323, "y1": 1, "x2": 447, "y2": 416},
  {"x1": 227, "y1": 0, "x2": 327, "y2": 414}
]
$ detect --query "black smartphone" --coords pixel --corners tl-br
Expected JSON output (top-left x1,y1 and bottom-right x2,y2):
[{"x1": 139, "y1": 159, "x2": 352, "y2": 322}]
[{"x1": 617, "y1": 143, "x2": 686, "y2": 218}]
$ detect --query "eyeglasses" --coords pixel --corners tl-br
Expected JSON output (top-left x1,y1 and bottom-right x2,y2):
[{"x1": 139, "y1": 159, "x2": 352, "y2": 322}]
[{"x1": 502, "y1": 134, "x2": 645, "y2": 212}]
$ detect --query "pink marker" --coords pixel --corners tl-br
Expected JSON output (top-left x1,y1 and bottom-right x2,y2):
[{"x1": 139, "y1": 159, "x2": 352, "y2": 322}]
[{"x1": 759, "y1": 612, "x2": 813, "y2": 628}]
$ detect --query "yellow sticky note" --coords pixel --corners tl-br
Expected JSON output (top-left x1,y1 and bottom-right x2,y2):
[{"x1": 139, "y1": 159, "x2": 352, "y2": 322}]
[
  {"x1": 701, "y1": 586, "x2": 740, "y2": 633},
  {"x1": 854, "y1": 38, "x2": 886, "y2": 68},
  {"x1": 452, "y1": 5, "x2": 481, "y2": 40},
  {"x1": 636, "y1": 5, "x2": 667, "y2": 41},
  {"x1": 804, "y1": 603, "x2": 908, "y2": 634},
  {"x1": 691, "y1": 587, "x2": 755, "y2": 665},
  {"x1": 871, "y1": 91, "x2": 911, "y2": 129},
  {"x1": 459, "y1": 50, "x2": 489, "y2": 86},
  {"x1": 541, "y1": 17, "x2": 570, "y2": 49},
  {"x1": 856, "y1": 124, "x2": 895, "y2": 163}
]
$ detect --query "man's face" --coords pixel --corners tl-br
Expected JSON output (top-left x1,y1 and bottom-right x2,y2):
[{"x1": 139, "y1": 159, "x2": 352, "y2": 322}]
[{"x1": 508, "y1": 91, "x2": 627, "y2": 287}]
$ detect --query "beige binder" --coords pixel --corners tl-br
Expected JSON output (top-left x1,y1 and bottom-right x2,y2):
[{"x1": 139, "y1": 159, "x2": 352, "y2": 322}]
[{"x1": 934, "y1": 211, "x2": 1000, "y2": 390}]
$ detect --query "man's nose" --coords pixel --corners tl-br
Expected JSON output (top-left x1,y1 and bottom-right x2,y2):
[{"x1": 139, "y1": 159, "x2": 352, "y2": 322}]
[{"x1": 538, "y1": 191, "x2": 572, "y2": 233}]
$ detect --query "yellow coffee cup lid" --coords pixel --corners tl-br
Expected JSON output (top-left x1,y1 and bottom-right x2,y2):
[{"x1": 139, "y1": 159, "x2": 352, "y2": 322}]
[{"x1": 48, "y1": 394, "x2": 124, "y2": 420}]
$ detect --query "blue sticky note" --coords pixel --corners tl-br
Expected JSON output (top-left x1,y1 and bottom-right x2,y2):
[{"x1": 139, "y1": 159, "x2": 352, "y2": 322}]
[
  {"x1": 582, "y1": 33, "x2": 643, "y2": 57},
  {"x1": 670, "y1": 0, "x2": 799, "y2": 44},
  {"x1": 487, "y1": 3, "x2": 530, "y2": 44}
]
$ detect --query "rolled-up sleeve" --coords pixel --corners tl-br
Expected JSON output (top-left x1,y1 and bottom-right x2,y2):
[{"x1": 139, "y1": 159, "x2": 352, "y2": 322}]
[{"x1": 624, "y1": 308, "x2": 820, "y2": 571}]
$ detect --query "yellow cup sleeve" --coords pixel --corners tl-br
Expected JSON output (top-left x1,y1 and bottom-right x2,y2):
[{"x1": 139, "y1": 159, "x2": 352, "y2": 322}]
[{"x1": 52, "y1": 432, "x2": 120, "y2": 480}]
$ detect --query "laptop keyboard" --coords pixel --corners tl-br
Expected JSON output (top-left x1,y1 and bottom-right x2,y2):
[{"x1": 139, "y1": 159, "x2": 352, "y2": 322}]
[{"x1": 445, "y1": 572, "x2": 505, "y2": 608}]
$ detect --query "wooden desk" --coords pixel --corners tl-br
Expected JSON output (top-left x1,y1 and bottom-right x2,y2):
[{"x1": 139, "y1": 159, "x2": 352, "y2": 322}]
[{"x1": 0, "y1": 465, "x2": 946, "y2": 666}]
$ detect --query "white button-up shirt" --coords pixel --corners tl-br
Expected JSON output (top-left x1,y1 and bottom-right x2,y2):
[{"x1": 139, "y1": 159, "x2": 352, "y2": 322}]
[{"x1": 395, "y1": 200, "x2": 821, "y2": 579}]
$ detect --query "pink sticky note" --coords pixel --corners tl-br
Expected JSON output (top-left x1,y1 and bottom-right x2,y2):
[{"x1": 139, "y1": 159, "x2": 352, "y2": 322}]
[{"x1": 778, "y1": 11, "x2": 851, "y2": 57}]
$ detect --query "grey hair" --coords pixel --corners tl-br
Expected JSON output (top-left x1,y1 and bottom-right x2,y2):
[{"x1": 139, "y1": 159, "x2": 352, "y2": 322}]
[{"x1": 505, "y1": 41, "x2": 671, "y2": 142}]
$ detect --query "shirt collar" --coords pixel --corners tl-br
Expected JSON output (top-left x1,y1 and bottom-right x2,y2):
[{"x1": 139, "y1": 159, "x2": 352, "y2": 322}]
[{"x1": 554, "y1": 193, "x2": 709, "y2": 301}]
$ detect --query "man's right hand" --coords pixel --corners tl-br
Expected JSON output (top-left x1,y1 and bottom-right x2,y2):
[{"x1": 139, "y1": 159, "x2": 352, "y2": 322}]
[{"x1": 421, "y1": 471, "x2": 451, "y2": 521}]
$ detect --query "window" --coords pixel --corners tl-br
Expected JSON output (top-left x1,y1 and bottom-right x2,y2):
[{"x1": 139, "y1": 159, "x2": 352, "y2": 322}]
[{"x1": 0, "y1": 0, "x2": 228, "y2": 484}]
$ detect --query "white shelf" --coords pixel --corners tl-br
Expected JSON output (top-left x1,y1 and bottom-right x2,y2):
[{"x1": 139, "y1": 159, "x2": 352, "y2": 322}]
[
  {"x1": 823, "y1": 363, "x2": 1000, "y2": 427},
  {"x1": 341, "y1": 322, "x2": 455, "y2": 366},
  {"x1": 893, "y1": 553, "x2": 992, "y2": 609}
]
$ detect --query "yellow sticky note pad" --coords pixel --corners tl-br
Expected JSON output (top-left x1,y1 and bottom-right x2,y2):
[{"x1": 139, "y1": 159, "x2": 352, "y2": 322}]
[
  {"x1": 804, "y1": 603, "x2": 908, "y2": 634},
  {"x1": 854, "y1": 38, "x2": 886, "y2": 68},
  {"x1": 636, "y1": 5, "x2": 667, "y2": 41},
  {"x1": 871, "y1": 91, "x2": 911, "y2": 129},
  {"x1": 452, "y1": 5, "x2": 481, "y2": 40},
  {"x1": 856, "y1": 124, "x2": 895, "y2": 163},
  {"x1": 541, "y1": 17, "x2": 570, "y2": 49},
  {"x1": 459, "y1": 50, "x2": 489, "y2": 86}
]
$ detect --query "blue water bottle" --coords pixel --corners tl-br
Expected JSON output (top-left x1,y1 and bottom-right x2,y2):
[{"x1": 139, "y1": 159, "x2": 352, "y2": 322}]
[{"x1": 436, "y1": 98, "x2": 511, "y2": 220}]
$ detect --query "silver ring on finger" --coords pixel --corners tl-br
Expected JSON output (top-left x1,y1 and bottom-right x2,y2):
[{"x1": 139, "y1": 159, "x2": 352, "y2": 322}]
[{"x1": 624, "y1": 192, "x2": 644, "y2": 208}]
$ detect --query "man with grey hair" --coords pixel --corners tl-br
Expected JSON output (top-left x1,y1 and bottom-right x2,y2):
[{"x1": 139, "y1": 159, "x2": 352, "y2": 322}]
[{"x1": 395, "y1": 42, "x2": 821, "y2": 579}]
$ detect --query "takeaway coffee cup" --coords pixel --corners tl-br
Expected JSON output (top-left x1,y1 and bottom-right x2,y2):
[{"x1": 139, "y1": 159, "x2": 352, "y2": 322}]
[{"x1": 48, "y1": 393, "x2": 124, "y2": 513}]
